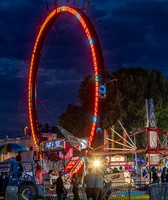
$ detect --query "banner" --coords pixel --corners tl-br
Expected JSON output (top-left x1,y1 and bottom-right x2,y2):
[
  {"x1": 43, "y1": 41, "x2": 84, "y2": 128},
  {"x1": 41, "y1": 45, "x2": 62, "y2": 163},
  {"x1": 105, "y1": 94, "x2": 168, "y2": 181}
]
[{"x1": 105, "y1": 171, "x2": 131, "y2": 184}]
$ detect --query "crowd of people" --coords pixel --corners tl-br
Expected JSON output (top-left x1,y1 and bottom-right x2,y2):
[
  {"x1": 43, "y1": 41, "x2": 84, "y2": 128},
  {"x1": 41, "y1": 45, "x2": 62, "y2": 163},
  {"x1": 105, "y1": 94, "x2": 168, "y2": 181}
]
[
  {"x1": 44, "y1": 167, "x2": 108, "y2": 200},
  {"x1": 84, "y1": 167, "x2": 107, "y2": 200},
  {"x1": 14, "y1": 151, "x2": 168, "y2": 200},
  {"x1": 151, "y1": 166, "x2": 168, "y2": 183},
  {"x1": 14, "y1": 152, "x2": 111, "y2": 200}
]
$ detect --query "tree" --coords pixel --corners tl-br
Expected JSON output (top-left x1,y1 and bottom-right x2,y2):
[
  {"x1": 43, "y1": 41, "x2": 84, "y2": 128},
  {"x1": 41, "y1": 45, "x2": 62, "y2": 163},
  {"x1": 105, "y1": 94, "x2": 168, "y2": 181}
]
[
  {"x1": 103, "y1": 67, "x2": 168, "y2": 130},
  {"x1": 58, "y1": 67, "x2": 168, "y2": 148},
  {"x1": 58, "y1": 104, "x2": 91, "y2": 138},
  {"x1": 102, "y1": 67, "x2": 168, "y2": 149},
  {"x1": 41, "y1": 123, "x2": 50, "y2": 133}
]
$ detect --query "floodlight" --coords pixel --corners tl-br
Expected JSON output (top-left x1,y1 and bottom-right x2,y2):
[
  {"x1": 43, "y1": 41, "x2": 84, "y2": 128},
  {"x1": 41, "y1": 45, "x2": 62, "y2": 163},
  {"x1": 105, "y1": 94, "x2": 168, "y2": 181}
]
[{"x1": 93, "y1": 160, "x2": 101, "y2": 167}]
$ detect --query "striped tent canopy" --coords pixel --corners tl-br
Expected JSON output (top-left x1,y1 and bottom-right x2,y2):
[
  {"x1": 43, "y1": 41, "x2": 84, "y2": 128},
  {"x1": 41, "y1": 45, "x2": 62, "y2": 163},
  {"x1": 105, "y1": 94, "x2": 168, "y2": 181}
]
[{"x1": 0, "y1": 143, "x2": 27, "y2": 153}]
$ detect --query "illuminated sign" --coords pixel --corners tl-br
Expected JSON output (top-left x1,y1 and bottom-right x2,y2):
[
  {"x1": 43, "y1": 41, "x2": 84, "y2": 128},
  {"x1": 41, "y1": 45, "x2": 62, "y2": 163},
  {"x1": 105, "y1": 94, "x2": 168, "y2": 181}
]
[
  {"x1": 40, "y1": 139, "x2": 65, "y2": 152},
  {"x1": 106, "y1": 155, "x2": 127, "y2": 162},
  {"x1": 148, "y1": 153, "x2": 160, "y2": 165}
]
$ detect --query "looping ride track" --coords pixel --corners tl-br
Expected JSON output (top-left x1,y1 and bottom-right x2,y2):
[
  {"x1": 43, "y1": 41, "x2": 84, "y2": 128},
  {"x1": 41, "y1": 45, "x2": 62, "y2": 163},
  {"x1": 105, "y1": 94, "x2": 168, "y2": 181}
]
[{"x1": 28, "y1": 6, "x2": 104, "y2": 171}]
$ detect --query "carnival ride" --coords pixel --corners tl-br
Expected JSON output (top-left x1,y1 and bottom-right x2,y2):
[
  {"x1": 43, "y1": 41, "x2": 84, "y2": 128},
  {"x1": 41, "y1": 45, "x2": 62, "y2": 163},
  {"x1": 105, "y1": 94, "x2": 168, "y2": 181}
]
[
  {"x1": 27, "y1": 4, "x2": 168, "y2": 178},
  {"x1": 88, "y1": 99, "x2": 168, "y2": 169},
  {"x1": 28, "y1": 5, "x2": 105, "y2": 175}
]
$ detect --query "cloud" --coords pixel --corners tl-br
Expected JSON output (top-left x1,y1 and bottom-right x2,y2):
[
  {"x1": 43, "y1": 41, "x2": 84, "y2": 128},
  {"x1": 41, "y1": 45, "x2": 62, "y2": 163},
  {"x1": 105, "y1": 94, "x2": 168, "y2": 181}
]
[
  {"x1": 91, "y1": 0, "x2": 168, "y2": 77},
  {"x1": 0, "y1": 56, "x2": 28, "y2": 138},
  {"x1": 0, "y1": 0, "x2": 168, "y2": 137}
]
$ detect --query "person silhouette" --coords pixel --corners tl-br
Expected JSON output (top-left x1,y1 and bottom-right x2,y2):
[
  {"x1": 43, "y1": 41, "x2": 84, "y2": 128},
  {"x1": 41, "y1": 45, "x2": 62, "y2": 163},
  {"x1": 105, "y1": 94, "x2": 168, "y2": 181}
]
[
  {"x1": 72, "y1": 173, "x2": 80, "y2": 200},
  {"x1": 55, "y1": 171, "x2": 67, "y2": 200},
  {"x1": 16, "y1": 151, "x2": 22, "y2": 162}
]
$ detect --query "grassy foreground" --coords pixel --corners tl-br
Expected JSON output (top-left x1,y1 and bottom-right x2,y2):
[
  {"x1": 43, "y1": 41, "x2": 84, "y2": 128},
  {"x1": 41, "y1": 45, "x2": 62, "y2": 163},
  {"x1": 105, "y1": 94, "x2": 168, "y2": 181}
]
[{"x1": 109, "y1": 195, "x2": 149, "y2": 200}]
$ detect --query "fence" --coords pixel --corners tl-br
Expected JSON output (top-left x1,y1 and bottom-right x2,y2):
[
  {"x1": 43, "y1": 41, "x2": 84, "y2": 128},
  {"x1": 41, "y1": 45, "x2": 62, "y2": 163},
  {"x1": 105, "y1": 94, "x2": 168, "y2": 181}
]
[
  {"x1": 149, "y1": 183, "x2": 168, "y2": 200},
  {"x1": 43, "y1": 193, "x2": 86, "y2": 200},
  {"x1": 43, "y1": 181, "x2": 150, "y2": 200},
  {"x1": 108, "y1": 182, "x2": 149, "y2": 200},
  {"x1": 42, "y1": 182, "x2": 168, "y2": 200}
]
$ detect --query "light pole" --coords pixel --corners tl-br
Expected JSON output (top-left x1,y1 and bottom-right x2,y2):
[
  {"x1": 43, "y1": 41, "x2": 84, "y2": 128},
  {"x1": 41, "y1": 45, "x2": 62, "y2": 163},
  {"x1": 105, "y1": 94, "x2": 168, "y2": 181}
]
[{"x1": 24, "y1": 126, "x2": 28, "y2": 137}]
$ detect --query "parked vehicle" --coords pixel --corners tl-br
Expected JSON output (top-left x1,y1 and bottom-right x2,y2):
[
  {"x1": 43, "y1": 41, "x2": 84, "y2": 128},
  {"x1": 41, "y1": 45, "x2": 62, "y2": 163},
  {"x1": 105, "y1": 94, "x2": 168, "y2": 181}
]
[{"x1": 0, "y1": 158, "x2": 44, "y2": 200}]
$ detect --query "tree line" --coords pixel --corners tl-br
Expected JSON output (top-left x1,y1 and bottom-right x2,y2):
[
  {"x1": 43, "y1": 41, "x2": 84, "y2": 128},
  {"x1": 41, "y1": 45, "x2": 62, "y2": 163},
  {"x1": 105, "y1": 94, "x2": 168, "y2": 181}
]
[{"x1": 39, "y1": 66, "x2": 168, "y2": 149}]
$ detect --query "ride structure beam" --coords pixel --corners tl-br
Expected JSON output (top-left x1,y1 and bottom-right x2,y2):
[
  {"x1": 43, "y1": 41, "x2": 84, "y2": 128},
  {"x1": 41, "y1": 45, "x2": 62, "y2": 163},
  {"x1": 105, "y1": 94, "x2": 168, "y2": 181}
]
[{"x1": 88, "y1": 148, "x2": 148, "y2": 155}]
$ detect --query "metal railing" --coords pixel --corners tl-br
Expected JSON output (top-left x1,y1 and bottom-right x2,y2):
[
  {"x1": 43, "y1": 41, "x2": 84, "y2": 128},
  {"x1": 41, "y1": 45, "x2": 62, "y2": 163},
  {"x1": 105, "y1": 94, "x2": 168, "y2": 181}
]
[
  {"x1": 109, "y1": 182, "x2": 149, "y2": 200},
  {"x1": 149, "y1": 183, "x2": 168, "y2": 200},
  {"x1": 43, "y1": 181, "x2": 150, "y2": 200}
]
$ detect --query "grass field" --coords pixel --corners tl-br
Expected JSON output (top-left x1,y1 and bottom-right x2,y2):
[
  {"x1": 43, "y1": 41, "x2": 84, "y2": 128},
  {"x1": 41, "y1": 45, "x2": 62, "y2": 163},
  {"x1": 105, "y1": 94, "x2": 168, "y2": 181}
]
[{"x1": 109, "y1": 195, "x2": 149, "y2": 200}]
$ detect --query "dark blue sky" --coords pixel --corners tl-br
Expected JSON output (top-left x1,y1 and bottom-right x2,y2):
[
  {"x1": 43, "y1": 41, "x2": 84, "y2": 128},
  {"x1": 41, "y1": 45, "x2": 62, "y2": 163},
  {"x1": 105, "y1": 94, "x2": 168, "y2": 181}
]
[{"x1": 0, "y1": 0, "x2": 168, "y2": 138}]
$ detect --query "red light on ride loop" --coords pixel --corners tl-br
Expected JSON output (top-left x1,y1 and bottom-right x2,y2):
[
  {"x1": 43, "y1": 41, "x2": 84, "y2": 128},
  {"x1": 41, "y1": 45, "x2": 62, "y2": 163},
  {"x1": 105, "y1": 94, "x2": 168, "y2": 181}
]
[{"x1": 28, "y1": 6, "x2": 104, "y2": 165}]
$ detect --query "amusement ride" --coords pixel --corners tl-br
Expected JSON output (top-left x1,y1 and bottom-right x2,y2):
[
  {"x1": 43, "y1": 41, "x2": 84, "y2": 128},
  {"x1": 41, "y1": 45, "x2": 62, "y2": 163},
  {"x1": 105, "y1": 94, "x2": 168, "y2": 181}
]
[
  {"x1": 28, "y1": 2, "x2": 105, "y2": 176},
  {"x1": 27, "y1": 1, "x2": 168, "y2": 177}
]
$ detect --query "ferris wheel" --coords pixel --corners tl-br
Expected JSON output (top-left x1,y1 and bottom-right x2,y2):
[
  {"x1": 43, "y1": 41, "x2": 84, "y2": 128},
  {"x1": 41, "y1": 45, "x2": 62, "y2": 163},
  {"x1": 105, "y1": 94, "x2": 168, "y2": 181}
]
[{"x1": 28, "y1": 6, "x2": 105, "y2": 155}]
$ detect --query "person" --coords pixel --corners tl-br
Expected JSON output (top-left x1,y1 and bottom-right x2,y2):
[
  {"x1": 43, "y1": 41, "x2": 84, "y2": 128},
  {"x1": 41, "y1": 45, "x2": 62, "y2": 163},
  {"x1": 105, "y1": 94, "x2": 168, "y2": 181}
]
[
  {"x1": 94, "y1": 169, "x2": 104, "y2": 200},
  {"x1": 15, "y1": 151, "x2": 23, "y2": 177},
  {"x1": 16, "y1": 151, "x2": 22, "y2": 162},
  {"x1": 103, "y1": 181, "x2": 112, "y2": 200},
  {"x1": 156, "y1": 165, "x2": 162, "y2": 180},
  {"x1": 55, "y1": 171, "x2": 67, "y2": 200},
  {"x1": 35, "y1": 163, "x2": 47, "y2": 184},
  {"x1": 113, "y1": 167, "x2": 119, "y2": 173},
  {"x1": 33, "y1": 151, "x2": 40, "y2": 163},
  {"x1": 47, "y1": 169, "x2": 57, "y2": 191},
  {"x1": 48, "y1": 170, "x2": 54, "y2": 175},
  {"x1": 119, "y1": 166, "x2": 123, "y2": 172},
  {"x1": 161, "y1": 167, "x2": 167, "y2": 183},
  {"x1": 152, "y1": 167, "x2": 159, "y2": 183},
  {"x1": 166, "y1": 168, "x2": 168, "y2": 182},
  {"x1": 161, "y1": 167, "x2": 168, "y2": 199},
  {"x1": 84, "y1": 168, "x2": 97, "y2": 200},
  {"x1": 71, "y1": 173, "x2": 80, "y2": 200},
  {"x1": 48, "y1": 169, "x2": 55, "y2": 184},
  {"x1": 142, "y1": 169, "x2": 148, "y2": 178}
]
